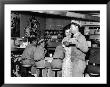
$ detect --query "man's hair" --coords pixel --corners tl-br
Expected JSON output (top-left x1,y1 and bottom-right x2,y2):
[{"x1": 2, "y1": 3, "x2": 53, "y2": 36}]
[
  {"x1": 71, "y1": 22, "x2": 85, "y2": 35},
  {"x1": 70, "y1": 22, "x2": 80, "y2": 29}
]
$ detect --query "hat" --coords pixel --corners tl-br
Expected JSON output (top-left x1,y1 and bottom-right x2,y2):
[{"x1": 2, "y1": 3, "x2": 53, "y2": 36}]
[{"x1": 38, "y1": 39, "x2": 44, "y2": 44}]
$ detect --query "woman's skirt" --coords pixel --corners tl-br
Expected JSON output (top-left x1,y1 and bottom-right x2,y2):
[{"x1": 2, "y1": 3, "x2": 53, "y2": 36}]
[{"x1": 62, "y1": 57, "x2": 73, "y2": 77}]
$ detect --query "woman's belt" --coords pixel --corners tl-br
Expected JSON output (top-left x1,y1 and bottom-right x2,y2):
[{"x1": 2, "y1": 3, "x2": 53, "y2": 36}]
[
  {"x1": 22, "y1": 58, "x2": 32, "y2": 60},
  {"x1": 34, "y1": 58, "x2": 45, "y2": 62},
  {"x1": 34, "y1": 59, "x2": 41, "y2": 62},
  {"x1": 53, "y1": 58, "x2": 63, "y2": 60}
]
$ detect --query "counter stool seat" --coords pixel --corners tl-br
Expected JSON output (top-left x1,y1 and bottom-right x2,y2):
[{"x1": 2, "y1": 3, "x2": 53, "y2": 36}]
[
  {"x1": 22, "y1": 65, "x2": 32, "y2": 67},
  {"x1": 36, "y1": 67, "x2": 45, "y2": 77},
  {"x1": 52, "y1": 68, "x2": 61, "y2": 77},
  {"x1": 21, "y1": 64, "x2": 32, "y2": 77}
]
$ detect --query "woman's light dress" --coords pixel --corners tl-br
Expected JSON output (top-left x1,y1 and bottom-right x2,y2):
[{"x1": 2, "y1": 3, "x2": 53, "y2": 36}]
[{"x1": 62, "y1": 45, "x2": 73, "y2": 77}]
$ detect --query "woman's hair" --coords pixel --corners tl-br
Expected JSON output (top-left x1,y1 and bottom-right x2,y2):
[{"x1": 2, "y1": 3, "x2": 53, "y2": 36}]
[{"x1": 62, "y1": 24, "x2": 71, "y2": 37}]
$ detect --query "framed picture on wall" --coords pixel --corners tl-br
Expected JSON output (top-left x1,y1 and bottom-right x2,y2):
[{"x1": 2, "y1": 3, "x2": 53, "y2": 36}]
[{"x1": 0, "y1": 0, "x2": 108, "y2": 86}]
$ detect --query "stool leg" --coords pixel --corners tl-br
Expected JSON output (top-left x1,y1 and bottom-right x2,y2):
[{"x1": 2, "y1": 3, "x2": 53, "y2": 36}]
[
  {"x1": 26, "y1": 67, "x2": 29, "y2": 77},
  {"x1": 55, "y1": 71, "x2": 57, "y2": 77},
  {"x1": 23, "y1": 67, "x2": 27, "y2": 77},
  {"x1": 39, "y1": 69, "x2": 42, "y2": 77},
  {"x1": 42, "y1": 69, "x2": 48, "y2": 77}
]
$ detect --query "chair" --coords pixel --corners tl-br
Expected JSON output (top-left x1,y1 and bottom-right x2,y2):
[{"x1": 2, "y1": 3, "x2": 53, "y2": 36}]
[{"x1": 86, "y1": 48, "x2": 100, "y2": 77}]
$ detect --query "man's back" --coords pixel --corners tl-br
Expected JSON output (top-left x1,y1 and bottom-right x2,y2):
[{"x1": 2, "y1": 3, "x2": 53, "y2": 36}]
[
  {"x1": 22, "y1": 44, "x2": 36, "y2": 59},
  {"x1": 53, "y1": 44, "x2": 65, "y2": 59},
  {"x1": 34, "y1": 45, "x2": 46, "y2": 61}
]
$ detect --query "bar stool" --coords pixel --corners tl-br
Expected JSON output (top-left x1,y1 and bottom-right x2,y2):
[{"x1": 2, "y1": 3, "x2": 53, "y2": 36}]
[
  {"x1": 52, "y1": 68, "x2": 61, "y2": 77},
  {"x1": 36, "y1": 67, "x2": 45, "y2": 77},
  {"x1": 51, "y1": 58, "x2": 62, "y2": 77},
  {"x1": 21, "y1": 59, "x2": 33, "y2": 77},
  {"x1": 21, "y1": 65, "x2": 32, "y2": 77},
  {"x1": 35, "y1": 59, "x2": 46, "y2": 77}
]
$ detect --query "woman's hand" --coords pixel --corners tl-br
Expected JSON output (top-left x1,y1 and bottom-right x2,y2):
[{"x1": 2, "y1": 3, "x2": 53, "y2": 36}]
[{"x1": 63, "y1": 41, "x2": 70, "y2": 47}]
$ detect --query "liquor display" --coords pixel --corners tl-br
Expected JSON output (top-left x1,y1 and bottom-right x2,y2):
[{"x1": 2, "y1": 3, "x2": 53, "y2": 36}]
[
  {"x1": 44, "y1": 30, "x2": 63, "y2": 49},
  {"x1": 84, "y1": 25, "x2": 100, "y2": 48}
]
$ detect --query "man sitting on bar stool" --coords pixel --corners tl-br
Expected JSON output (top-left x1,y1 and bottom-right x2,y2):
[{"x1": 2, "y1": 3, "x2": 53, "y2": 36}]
[
  {"x1": 49, "y1": 44, "x2": 65, "y2": 77},
  {"x1": 34, "y1": 38, "x2": 48, "y2": 77},
  {"x1": 21, "y1": 37, "x2": 37, "y2": 77}
]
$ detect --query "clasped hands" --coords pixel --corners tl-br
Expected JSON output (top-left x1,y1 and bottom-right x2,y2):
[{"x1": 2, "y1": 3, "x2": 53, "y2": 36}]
[{"x1": 63, "y1": 38, "x2": 78, "y2": 47}]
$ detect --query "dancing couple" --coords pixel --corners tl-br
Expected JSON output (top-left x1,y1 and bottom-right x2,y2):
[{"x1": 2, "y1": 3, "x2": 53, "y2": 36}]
[{"x1": 53, "y1": 22, "x2": 89, "y2": 77}]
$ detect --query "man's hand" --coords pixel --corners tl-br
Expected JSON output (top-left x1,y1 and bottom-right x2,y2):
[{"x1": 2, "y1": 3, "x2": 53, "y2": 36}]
[{"x1": 69, "y1": 38, "x2": 78, "y2": 44}]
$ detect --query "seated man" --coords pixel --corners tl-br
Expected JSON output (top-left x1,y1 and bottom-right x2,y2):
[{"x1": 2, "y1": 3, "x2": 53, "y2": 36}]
[
  {"x1": 34, "y1": 38, "x2": 49, "y2": 77},
  {"x1": 48, "y1": 44, "x2": 64, "y2": 77},
  {"x1": 21, "y1": 37, "x2": 37, "y2": 77}
]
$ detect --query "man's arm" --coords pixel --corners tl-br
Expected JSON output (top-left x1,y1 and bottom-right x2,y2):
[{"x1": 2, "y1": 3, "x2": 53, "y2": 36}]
[
  {"x1": 21, "y1": 48, "x2": 28, "y2": 59},
  {"x1": 53, "y1": 45, "x2": 65, "y2": 59},
  {"x1": 76, "y1": 35, "x2": 89, "y2": 53}
]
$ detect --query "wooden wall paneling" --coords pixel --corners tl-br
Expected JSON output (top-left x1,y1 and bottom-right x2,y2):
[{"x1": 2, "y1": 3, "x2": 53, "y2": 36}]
[{"x1": 11, "y1": 12, "x2": 20, "y2": 37}]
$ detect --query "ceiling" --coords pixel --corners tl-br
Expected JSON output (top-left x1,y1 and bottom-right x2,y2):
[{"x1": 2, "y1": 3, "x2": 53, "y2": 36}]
[
  {"x1": 13, "y1": 10, "x2": 100, "y2": 21},
  {"x1": 33, "y1": 10, "x2": 100, "y2": 17},
  {"x1": 68, "y1": 11, "x2": 100, "y2": 17}
]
